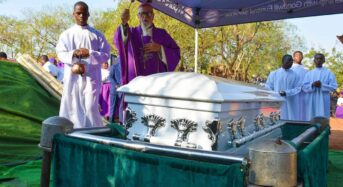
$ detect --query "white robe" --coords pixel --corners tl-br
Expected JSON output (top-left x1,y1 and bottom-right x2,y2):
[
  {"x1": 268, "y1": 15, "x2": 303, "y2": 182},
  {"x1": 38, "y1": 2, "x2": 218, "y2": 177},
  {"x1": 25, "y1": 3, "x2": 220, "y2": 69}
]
[
  {"x1": 291, "y1": 63, "x2": 308, "y2": 120},
  {"x1": 56, "y1": 24, "x2": 110, "y2": 128},
  {"x1": 302, "y1": 67, "x2": 337, "y2": 121},
  {"x1": 265, "y1": 68, "x2": 302, "y2": 120}
]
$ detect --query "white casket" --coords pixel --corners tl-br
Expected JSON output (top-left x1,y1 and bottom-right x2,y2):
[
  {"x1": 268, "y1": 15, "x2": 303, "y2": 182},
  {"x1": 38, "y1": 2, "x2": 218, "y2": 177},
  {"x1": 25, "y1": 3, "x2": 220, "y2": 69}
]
[{"x1": 118, "y1": 72, "x2": 284, "y2": 151}]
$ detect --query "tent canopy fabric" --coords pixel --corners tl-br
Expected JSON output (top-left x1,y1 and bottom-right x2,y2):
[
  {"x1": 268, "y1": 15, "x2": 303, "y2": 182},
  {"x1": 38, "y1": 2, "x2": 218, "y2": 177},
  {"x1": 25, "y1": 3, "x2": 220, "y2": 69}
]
[{"x1": 141, "y1": 0, "x2": 343, "y2": 28}]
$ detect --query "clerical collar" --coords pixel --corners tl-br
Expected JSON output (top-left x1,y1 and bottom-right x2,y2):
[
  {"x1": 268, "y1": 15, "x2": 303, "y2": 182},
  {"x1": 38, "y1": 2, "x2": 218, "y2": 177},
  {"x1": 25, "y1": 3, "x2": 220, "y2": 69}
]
[{"x1": 141, "y1": 24, "x2": 153, "y2": 36}]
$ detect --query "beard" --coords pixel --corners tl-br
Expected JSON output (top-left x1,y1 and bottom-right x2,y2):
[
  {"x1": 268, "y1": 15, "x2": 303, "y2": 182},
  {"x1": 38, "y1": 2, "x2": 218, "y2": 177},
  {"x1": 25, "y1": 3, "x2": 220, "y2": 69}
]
[{"x1": 141, "y1": 22, "x2": 152, "y2": 29}]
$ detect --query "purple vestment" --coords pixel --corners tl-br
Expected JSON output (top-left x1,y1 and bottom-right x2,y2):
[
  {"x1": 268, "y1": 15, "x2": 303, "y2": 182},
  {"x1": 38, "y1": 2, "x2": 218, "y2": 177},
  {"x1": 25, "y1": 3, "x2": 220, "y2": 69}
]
[
  {"x1": 337, "y1": 97, "x2": 343, "y2": 118},
  {"x1": 114, "y1": 25, "x2": 180, "y2": 85},
  {"x1": 99, "y1": 83, "x2": 111, "y2": 117}
]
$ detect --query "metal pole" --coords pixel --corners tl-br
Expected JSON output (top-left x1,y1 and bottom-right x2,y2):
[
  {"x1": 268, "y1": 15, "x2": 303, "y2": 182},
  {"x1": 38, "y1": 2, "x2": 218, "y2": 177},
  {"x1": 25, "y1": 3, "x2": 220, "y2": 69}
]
[
  {"x1": 291, "y1": 126, "x2": 317, "y2": 147},
  {"x1": 233, "y1": 122, "x2": 286, "y2": 147},
  {"x1": 69, "y1": 131, "x2": 245, "y2": 165},
  {"x1": 40, "y1": 151, "x2": 52, "y2": 187},
  {"x1": 194, "y1": 28, "x2": 198, "y2": 73},
  {"x1": 39, "y1": 117, "x2": 74, "y2": 187}
]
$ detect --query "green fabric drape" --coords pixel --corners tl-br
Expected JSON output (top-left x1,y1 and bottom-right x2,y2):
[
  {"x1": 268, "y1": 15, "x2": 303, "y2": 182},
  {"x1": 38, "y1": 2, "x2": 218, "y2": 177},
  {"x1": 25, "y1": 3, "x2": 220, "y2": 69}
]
[
  {"x1": 282, "y1": 123, "x2": 330, "y2": 187},
  {"x1": 0, "y1": 61, "x2": 59, "y2": 186},
  {"x1": 52, "y1": 134, "x2": 244, "y2": 187},
  {"x1": 281, "y1": 123, "x2": 312, "y2": 140},
  {"x1": 0, "y1": 61, "x2": 60, "y2": 166},
  {"x1": 297, "y1": 128, "x2": 329, "y2": 187}
]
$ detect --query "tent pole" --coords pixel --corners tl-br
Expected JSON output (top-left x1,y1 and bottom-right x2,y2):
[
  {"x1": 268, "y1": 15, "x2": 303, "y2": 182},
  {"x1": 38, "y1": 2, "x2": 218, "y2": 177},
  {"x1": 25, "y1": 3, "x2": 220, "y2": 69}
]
[{"x1": 194, "y1": 28, "x2": 199, "y2": 73}]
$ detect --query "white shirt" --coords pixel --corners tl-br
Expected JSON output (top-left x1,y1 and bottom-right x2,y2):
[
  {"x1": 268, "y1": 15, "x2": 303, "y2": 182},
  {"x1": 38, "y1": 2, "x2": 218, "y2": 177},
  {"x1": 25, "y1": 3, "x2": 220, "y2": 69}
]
[
  {"x1": 101, "y1": 68, "x2": 110, "y2": 83},
  {"x1": 43, "y1": 61, "x2": 59, "y2": 77},
  {"x1": 337, "y1": 98, "x2": 343, "y2": 106}
]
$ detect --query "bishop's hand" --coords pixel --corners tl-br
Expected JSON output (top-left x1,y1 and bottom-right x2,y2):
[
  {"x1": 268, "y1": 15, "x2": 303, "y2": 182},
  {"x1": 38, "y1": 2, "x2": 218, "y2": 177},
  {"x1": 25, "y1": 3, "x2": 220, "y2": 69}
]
[{"x1": 143, "y1": 42, "x2": 161, "y2": 53}]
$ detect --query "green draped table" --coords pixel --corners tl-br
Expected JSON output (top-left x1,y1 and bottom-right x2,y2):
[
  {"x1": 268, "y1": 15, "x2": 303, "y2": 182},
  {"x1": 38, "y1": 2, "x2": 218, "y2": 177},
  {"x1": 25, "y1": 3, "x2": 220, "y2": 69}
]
[{"x1": 52, "y1": 123, "x2": 329, "y2": 187}]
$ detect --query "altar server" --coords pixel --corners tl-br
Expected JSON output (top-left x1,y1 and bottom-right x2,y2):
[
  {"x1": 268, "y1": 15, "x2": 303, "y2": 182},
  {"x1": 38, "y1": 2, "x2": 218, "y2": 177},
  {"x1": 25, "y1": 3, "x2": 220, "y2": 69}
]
[
  {"x1": 56, "y1": 1, "x2": 110, "y2": 128},
  {"x1": 302, "y1": 53, "x2": 337, "y2": 120},
  {"x1": 266, "y1": 54, "x2": 302, "y2": 120}
]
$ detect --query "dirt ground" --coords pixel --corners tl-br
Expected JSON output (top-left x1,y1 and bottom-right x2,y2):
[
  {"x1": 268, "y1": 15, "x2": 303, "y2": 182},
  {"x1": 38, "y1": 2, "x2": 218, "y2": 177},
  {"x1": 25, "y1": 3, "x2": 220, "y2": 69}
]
[{"x1": 329, "y1": 118, "x2": 343, "y2": 150}]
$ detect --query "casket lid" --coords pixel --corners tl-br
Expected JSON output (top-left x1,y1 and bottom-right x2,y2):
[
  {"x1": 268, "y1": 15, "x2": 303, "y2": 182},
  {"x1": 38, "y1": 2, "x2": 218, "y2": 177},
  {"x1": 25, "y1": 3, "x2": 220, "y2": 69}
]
[{"x1": 118, "y1": 72, "x2": 283, "y2": 102}]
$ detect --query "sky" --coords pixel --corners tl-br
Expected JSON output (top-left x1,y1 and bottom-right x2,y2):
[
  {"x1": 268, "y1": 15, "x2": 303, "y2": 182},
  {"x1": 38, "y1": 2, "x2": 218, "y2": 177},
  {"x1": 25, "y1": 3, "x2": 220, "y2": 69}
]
[{"x1": 1, "y1": 0, "x2": 343, "y2": 53}]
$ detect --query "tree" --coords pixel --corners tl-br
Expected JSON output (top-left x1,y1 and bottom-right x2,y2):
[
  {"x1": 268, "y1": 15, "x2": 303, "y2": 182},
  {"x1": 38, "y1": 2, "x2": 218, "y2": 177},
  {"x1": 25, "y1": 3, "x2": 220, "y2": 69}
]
[
  {"x1": 22, "y1": 6, "x2": 74, "y2": 57},
  {"x1": 0, "y1": 0, "x2": 306, "y2": 84}
]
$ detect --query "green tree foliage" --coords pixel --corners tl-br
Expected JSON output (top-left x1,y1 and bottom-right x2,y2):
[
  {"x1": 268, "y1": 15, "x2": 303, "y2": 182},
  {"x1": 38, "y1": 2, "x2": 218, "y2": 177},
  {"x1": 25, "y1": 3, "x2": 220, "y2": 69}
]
[
  {"x1": 23, "y1": 6, "x2": 74, "y2": 57},
  {"x1": 0, "y1": 0, "x2": 310, "y2": 83},
  {"x1": 0, "y1": 6, "x2": 73, "y2": 58},
  {"x1": 0, "y1": 16, "x2": 29, "y2": 57}
]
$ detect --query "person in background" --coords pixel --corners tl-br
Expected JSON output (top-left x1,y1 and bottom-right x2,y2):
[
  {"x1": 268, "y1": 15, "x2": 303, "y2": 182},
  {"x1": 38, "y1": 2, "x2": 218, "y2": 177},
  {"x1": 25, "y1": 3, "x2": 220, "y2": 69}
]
[
  {"x1": 56, "y1": 1, "x2": 110, "y2": 128},
  {"x1": 109, "y1": 56, "x2": 122, "y2": 123},
  {"x1": 113, "y1": 3, "x2": 180, "y2": 85},
  {"x1": 291, "y1": 51, "x2": 308, "y2": 120},
  {"x1": 302, "y1": 53, "x2": 338, "y2": 120},
  {"x1": 0, "y1": 52, "x2": 8, "y2": 61},
  {"x1": 40, "y1": 55, "x2": 60, "y2": 80},
  {"x1": 99, "y1": 62, "x2": 111, "y2": 119},
  {"x1": 49, "y1": 57, "x2": 64, "y2": 83},
  {"x1": 330, "y1": 90, "x2": 339, "y2": 117},
  {"x1": 265, "y1": 54, "x2": 302, "y2": 120},
  {"x1": 335, "y1": 91, "x2": 343, "y2": 118}
]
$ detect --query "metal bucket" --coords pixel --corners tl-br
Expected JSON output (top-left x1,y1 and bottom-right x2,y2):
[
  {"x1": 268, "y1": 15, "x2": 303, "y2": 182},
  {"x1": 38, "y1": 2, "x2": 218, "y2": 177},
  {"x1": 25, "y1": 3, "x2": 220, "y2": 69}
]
[{"x1": 248, "y1": 139, "x2": 297, "y2": 187}]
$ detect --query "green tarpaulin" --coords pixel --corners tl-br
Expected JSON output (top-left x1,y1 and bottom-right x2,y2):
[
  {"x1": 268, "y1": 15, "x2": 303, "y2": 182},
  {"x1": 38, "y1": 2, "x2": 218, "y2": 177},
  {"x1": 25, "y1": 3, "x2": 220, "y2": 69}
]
[{"x1": 0, "y1": 61, "x2": 59, "y2": 186}]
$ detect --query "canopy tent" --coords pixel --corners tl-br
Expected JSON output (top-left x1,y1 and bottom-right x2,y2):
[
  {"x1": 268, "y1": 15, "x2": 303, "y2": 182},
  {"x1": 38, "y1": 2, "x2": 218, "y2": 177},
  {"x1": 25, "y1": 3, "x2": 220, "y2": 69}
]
[
  {"x1": 140, "y1": 0, "x2": 343, "y2": 29},
  {"x1": 137, "y1": 0, "x2": 343, "y2": 72}
]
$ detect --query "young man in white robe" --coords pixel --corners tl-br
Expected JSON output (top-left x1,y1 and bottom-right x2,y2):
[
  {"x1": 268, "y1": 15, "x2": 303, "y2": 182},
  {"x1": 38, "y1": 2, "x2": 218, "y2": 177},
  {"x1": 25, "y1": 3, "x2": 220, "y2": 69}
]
[
  {"x1": 56, "y1": 1, "x2": 110, "y2": 128},
  {"x1": 291, "y1": 51, "x2": 308, "y2": 120},
  {"x1": 265, "y1": 54, "x2": 302, "y2": 120},
  {"x1": 302, "y1": 53, "x2": 338, "y2": 121}
]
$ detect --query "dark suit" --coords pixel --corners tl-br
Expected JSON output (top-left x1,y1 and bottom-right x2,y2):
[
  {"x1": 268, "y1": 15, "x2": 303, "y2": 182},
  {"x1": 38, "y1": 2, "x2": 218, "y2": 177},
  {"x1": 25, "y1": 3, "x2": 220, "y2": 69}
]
[{"x1": 109, "y1": 60, "x2": 122, "y2": 122}]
